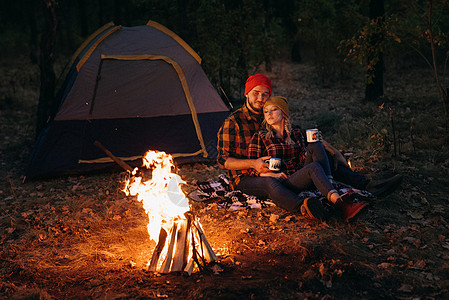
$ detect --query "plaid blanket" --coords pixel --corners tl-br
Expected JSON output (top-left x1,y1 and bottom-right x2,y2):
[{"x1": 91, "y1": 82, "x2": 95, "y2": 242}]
[{"x1": 187, "y1": 174, "x2": 374, "y2": 211}]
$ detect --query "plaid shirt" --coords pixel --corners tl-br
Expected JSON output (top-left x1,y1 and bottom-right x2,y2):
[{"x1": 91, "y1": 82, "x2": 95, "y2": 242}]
[
  {"x1": 247, "y1": 127, "x2": 307, "y2": 176},
  {"x1": 217, "y1": 103, "x2": 263, "y2": 189}
]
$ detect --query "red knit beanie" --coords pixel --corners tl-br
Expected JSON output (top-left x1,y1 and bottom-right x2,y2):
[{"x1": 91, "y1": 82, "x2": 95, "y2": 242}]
[{"x1": 244, "y1": 74, "x2": 272, "y2": 96}]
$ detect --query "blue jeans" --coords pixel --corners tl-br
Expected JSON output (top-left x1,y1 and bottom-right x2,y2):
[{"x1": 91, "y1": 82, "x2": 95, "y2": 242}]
[
  {"x1": 327, "y1": 155, "x2": 370, "y2": 189},
  {"x1": 304, "y1": 142, "x2": 332, "y2": 177},
  {"x1": 305, "y1": 142, "x2": 370, "y2": 189},
  {"x1": 237, "y1": 162, "x2": 334, "y2": 213}
]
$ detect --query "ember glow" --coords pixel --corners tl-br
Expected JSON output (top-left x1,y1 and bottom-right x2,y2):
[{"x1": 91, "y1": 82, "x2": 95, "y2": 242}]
[{"x1": 123, "y1": 150, "x2": 216, "y2": 273}]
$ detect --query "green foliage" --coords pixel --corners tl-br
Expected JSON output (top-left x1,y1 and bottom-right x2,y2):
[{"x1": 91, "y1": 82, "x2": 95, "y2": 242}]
[
  {"x1": 385, "y1": 1, "x2": 449, "y2": 65},
  {"x1": 5, "y1": 0, "x2": 449, "y2": 105},
  {"x1": 339, "y1": 16, "x2": 386, "y2": 85},
  {"x1": 340, "y1": 0, "x2": 449, "y2": 80}
]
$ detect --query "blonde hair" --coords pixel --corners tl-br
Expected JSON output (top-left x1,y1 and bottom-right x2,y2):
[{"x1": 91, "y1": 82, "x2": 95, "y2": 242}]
[{"x1": 263, "y1": 115, "x2": 295, "y2": 145}]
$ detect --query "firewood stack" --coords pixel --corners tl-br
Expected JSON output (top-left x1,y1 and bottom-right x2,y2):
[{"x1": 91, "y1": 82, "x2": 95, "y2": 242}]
[{"x1": 148, "y1": 212, "x2": 217, "y2": 275}]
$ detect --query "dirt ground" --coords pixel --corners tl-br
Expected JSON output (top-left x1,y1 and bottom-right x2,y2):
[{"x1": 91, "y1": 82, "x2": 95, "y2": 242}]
[{"x1": 1, "y1": 58, "x2": 449, "y2": 299}]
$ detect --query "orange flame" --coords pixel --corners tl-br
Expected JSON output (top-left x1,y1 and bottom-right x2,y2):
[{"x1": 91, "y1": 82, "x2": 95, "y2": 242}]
[{"x1": 123, "y1": 150, "x2": 190, "y2": 243}]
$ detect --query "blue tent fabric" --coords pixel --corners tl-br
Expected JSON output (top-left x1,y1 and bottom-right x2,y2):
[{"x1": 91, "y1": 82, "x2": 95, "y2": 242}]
[{"x1": 26, "y1": 21, "x2": 230, "y2": 180}]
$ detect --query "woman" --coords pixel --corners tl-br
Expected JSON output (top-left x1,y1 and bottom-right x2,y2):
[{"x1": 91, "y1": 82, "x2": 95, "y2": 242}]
[{"x1": 247, "y1": 96, "x2": 366, "y2": 222}]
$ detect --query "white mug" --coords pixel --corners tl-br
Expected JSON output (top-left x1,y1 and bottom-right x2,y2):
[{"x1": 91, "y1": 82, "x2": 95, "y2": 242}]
[
  {"x1": 306, "y1": 129, "x2": 319, "y2": 143},
  {"x1": 267, "y1": 158, "x2": 281, "y2": 171}
]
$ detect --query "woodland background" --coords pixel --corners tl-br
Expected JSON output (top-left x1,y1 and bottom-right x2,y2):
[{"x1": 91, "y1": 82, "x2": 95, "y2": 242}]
[
  {"x1": 1, "y1": 1, "x2": 449, "y2": 299},
  {"x1": 2, "y1": 0, "x2": 449, "y2": 132}
]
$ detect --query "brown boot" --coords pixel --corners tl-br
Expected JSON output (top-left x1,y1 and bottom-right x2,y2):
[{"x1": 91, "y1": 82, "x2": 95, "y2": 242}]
[
  {"x1": 329, "y1": 190, "x2": 367, "y2": 222},
  {"x1": 340, "y1": 201, "x2": 367, "y2": 222},
  {"x1": 300, "y1": 197, "x2": 329, "y2": 222}
]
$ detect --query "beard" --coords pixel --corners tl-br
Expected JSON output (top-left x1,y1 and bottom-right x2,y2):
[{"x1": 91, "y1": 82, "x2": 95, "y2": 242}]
[{"x1": 246, "y1": 99, "x2": 263, "y2": 114}]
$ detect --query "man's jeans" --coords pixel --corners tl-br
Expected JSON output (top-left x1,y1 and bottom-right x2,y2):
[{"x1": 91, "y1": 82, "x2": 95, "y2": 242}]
[{"x1": 305, "y1": 141, "x2": 370, "y2": 189}]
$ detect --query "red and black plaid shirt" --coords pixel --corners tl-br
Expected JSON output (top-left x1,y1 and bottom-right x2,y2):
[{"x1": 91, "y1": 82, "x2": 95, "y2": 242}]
[
  {"x1": 217, "y1": 104, "x2": 263, "y2": 189},
  {"x1": 247, "y1": 127, "x2": 307, "y2": 176}
]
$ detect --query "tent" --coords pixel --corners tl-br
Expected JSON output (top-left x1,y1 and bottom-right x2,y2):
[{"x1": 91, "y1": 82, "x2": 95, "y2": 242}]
[{"x1": 26, "y1": 20, "x2": 230, "y2": 180}]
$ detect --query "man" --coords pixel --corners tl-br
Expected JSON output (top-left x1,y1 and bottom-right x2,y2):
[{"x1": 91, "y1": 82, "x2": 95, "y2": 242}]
[{"x1": 217, "y1": 74, "x2": 402, "y2": 221}]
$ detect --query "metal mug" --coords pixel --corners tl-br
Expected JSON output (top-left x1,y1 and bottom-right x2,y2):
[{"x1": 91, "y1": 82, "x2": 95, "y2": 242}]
[
  {"x1": 306, "y1": 129, "x2": 319, "y2": 143},
  {"x1": 267, "y1": 158, "x2": 281, "y2": 172}
]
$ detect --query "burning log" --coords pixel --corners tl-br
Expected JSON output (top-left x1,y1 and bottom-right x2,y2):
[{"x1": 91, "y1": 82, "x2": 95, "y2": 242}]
[
  {"x1": 194, "y1": 220, "x2": 218, "y2": 263},
  {"x1": 160, "y1": 222, "x2": 178, "y2": 273},
  {"x1": 171, "y1": 217, "x2": 190, "y2": 271},
  {"x1": 148, "y1": 228, "x2": 168, "y2": 272},
  {"x1": 147, "y1": 213, "x2": 217, "y2": 274},
  {"x1": 94, "y1": 141, "x2": 218, "y2": 275}
]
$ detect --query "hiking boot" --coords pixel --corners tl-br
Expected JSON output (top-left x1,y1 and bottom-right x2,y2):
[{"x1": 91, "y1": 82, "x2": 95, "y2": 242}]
[
  {"x1": 365, "y1": 174, "x2": 403, "y2": 198},
  {"x1": 340, "y1": 201, "x2": 367, "y2": 222},
  {"x1": 300, "y1": 197, "x2": 328, "y2": 222}
]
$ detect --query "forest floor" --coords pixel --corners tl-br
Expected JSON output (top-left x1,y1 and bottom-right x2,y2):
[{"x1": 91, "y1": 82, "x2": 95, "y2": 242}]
[{"x1": 1, "y1": 58, "x2": 449, "y2": 299}]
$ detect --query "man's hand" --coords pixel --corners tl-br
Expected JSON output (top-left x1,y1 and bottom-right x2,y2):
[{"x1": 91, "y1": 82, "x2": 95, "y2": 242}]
[
  {"x1": 260, "y1": 171, "x2": 287, "y2": 180},
  {"x1": 320, "y1": 138, "x2": 350, "y2": 171},
  {"x1": 254, "y1": 156, "x2": 271, "y2": 173}
]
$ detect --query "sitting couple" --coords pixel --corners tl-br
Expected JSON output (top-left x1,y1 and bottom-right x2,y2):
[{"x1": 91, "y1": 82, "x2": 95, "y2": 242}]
[{"x1": 217, "y1": 74, "x2": 402, "y2": 222}]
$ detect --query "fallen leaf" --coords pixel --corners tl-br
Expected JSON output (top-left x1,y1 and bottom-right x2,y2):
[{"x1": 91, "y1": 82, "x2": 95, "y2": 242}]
[
  {"x1": 82, "y1": 208, "x2": 93, "y2": 214},
  {"x1": 377, "y1": 262, "x2": 391, "y2": 269},
  {"x1": 397, "y1": 284, "x2": 413, "y2": 292},
  {"x1": 211, "y1": 264, "x2": 223, "y2": 275},
  {"x1": 270, "y1": 214, "x2": 279, "y2": 222},
  {"x1": 411, "y1": 259, "x2": 426, "y2": 269},
  {"x1": 319, "y1": 263, "x2": 326, "y2": 276},
  {"x1": 407, "y1": 210, "x2": 423, "y2": 220},
  {"x1": 284, "y1": 215, "x2": 294, "y2": 222}
]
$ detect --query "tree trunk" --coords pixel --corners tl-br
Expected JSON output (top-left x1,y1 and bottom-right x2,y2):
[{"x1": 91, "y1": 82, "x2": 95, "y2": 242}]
[
  {"x1": 36, "y1": 0, "x2": 57, "y2": 138},
  {"x1": 26, "y1": 0, "x2": 39, "y2": 64},
  {"x1": 427, "y1": 0, "x2": 449, "y2": 130},
  {"x1": 365, "y1": 0, "x2": 385, "y2": 103}
]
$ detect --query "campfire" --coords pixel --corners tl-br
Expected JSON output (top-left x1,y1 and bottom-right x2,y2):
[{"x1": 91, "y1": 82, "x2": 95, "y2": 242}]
[{"x1": 122, "y1": 149, "x2": 217, "y2": 274}]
